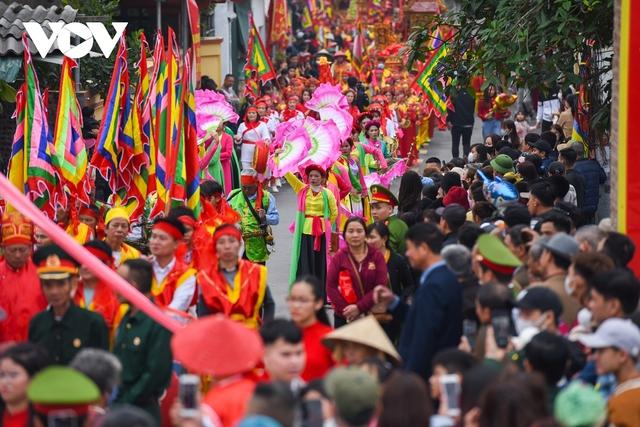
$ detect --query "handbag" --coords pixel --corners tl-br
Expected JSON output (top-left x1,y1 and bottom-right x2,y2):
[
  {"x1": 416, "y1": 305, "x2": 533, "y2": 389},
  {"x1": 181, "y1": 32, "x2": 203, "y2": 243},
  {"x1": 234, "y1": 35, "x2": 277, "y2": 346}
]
[
  {"x1": 338, "y1": 270, "x2": 358, "y2": 304},
  {"x1": 347, "y1": 254, "x2": 393, "y2": 324}
]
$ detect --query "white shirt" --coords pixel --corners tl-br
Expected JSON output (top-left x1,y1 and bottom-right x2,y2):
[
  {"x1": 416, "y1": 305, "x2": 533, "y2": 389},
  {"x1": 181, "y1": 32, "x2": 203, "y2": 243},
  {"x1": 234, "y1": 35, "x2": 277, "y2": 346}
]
[
  {"x1": 152, "y1": 257, "x2": 196, "y2": 312},
  {"x1": 536, "y1": 98, "x2": 561, "y2": 123},
  {"x1": 236, "y1": 122, "x2": 271, "y2": 143}
]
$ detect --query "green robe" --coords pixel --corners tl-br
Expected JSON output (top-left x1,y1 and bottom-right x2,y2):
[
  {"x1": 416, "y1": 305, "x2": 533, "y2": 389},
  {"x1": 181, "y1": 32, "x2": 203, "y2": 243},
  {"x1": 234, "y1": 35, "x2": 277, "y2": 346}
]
[{"x1": 228, "y1": 189, "x2": 272, "y2": 262}]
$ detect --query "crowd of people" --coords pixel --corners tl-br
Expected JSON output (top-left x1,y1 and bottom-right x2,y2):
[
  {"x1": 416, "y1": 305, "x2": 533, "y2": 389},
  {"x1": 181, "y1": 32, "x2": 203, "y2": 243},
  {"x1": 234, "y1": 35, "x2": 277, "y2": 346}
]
[{"x1": 0, "y1": 5, "x2": 635, "y2": 427}]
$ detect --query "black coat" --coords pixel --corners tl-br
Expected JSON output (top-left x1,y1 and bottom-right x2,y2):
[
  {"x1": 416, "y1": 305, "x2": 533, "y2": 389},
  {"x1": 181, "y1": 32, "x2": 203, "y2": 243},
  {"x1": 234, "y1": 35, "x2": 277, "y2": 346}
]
[{"x1": 392, "y1": 263, "x2": 463, "y2": 380}]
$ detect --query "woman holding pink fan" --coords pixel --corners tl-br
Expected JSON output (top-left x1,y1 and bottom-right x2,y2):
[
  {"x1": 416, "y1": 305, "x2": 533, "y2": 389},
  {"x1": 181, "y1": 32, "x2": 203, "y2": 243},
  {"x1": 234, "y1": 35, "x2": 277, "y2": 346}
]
[{"x1": 235, "y1": 106, "x2": 271, "y2": 170}]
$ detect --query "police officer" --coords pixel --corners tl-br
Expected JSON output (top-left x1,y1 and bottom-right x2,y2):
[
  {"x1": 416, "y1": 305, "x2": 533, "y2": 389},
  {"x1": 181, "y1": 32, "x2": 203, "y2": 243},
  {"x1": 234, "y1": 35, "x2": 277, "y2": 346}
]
[
  {"x1": 369, "y1": 184, "x2": 409, "y2": 254},
  {"x1": 28, "y1": 245, "x2": 109, "y2": 364}
]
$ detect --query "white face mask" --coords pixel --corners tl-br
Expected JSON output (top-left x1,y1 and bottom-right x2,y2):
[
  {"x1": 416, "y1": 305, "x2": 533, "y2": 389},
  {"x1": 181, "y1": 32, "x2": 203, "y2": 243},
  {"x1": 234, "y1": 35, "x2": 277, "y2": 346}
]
[
  {"x1": 467, "y1": 152, "x2": 476, "y2": 163},
  {"x1": 577, "y1": 308, "x2": 592, "y2": 328},
  {"x1": 564, "y1": 275, "x2": 575, "y2": 297},
  {"x1": 515, "y1": 312, "x2": 548, "y2": 335}
]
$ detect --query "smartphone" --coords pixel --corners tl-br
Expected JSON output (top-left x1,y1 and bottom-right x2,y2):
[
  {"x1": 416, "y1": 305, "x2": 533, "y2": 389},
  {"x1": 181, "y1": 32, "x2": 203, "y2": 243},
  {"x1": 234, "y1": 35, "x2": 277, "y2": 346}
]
[
  {"x1": 301, "y1": 399, "x2": 324, "y2": 427},
  {"x1": 179, "y1": 374, "x2": 200, "y2": 417},
  {"x1": 491, "y1": 309, "x2": 512, "y2": 349},
  {"x1": 463, "y1": 319, "x2": 477, "y2": 349},
  {"x1": 48, "y1": 410, "x2": 79, "y2": 427},
  {"x1": 439, "y1": 374, "x2": 461, "y2": 417}
]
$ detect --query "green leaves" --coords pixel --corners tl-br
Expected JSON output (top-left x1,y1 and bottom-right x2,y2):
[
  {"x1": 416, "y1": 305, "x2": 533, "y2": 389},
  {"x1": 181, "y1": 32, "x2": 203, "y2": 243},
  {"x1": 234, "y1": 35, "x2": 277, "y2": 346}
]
[
  {"x1": 0, "y1": 79, "x2": 16, "y2": 103},
  {"x1": 406, "y1": 0, "x2": 613, "y2": 144}
]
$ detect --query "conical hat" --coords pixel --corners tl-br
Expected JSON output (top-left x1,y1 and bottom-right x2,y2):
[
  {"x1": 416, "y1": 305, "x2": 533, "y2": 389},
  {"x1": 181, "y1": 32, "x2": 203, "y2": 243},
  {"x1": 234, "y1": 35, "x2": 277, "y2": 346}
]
[{"x1": 322, "y1": 316, "x2": 401, "y2": 364}]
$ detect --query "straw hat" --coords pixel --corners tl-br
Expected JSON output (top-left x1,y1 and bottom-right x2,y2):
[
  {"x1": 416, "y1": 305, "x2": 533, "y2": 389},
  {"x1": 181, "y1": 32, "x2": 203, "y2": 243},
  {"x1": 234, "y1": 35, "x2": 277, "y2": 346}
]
[{"x1": 322, "y1": 316, "x2": 401, "y2": 364}]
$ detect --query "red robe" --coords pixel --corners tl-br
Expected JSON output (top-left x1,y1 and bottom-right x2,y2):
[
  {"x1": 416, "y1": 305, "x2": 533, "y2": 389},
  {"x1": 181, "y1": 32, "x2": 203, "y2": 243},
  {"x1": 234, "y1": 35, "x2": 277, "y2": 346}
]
[
  {"x1": 198, "y1": 260, "x2": 267, "y2": 329},
  {"x1": 74, "y1": 280, "x2": 121, "y2": 330},
  {"x1": 0, "y1": 259, "x2": 47, "y2": 343},
  {"x1": 152, "y1": 259, "x2": 197, "y2": 309}
]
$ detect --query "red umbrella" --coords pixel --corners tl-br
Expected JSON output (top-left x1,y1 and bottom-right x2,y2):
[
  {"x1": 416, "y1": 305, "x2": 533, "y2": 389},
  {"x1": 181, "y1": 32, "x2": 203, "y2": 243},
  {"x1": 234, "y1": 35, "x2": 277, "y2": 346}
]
[{"x1": 171, "y1": 315, "x2": 264, "y2": 377}]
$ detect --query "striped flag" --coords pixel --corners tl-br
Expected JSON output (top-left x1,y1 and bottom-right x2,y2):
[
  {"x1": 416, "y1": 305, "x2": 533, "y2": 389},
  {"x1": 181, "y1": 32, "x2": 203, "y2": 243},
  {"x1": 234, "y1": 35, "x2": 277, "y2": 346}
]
[
  {"x1": 412, "y1": 43, "x2": 449, "y2": 122},
  {"x1": 182, "y1": 51, "x2": 201, "y2": 217},
  {"x1": 50, "y1": 57, "x2": 90, "y2": 206},
  {"x1": 90, "y1": 37, "x2": 129, "y2": 193},
  {"x1": 151, "y1": 28, "x2": 181, "y2": 217},
  {"x1": 116, "y1": 33, "x2": 152, "y2": 221},
  {"x1": 7, "y1": 34, "x2": 59, "y2": 218}
]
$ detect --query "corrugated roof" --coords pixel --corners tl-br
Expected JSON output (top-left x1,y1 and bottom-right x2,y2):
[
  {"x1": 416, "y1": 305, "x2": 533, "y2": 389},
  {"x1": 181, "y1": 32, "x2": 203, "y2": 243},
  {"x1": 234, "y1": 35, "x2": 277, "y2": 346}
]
[{"x1": 0, "y1": 1, "x2": 77, "y2": 56}]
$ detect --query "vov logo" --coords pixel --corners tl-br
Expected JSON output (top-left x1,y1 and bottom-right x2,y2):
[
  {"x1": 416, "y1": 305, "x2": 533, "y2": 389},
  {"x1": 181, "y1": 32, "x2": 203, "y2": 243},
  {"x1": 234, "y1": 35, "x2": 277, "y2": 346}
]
[{"x1": 24, "y1": 21, "x2": 128, "y2": 59}]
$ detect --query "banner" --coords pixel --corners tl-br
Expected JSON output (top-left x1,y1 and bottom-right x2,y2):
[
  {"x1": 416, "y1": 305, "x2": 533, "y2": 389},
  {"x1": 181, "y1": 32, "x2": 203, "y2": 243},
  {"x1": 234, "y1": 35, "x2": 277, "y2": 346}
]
[{"x1": 613, "y1": 0, "x2": 640, "y2": 273}]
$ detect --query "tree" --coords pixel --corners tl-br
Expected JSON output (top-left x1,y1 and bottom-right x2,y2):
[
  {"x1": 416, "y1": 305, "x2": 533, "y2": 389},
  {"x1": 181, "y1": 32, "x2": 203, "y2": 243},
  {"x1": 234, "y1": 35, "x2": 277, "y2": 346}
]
[
  {"x1": 407, "y1": 0, "x2": 614, "y2": 141},
  {"x1": 61, "y1": 0, "x2": 142, "y2": 95}
]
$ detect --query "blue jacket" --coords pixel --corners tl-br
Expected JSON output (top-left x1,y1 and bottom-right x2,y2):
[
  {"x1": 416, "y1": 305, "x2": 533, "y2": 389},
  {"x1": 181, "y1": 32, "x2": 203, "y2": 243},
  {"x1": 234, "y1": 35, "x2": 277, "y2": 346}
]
[
  {"x1": 392, "y1": 263, "x2": 463, "y2": 380},
  {"x1": 573, "y1": 160, "x2": 606, "y2": 213}
]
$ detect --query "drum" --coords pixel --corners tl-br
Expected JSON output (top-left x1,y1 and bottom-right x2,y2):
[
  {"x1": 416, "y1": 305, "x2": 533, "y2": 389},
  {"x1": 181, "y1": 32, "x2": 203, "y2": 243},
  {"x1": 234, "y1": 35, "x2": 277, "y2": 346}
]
[{"x1": 252, "y1": 140, "x2": 269, "y2": 174}]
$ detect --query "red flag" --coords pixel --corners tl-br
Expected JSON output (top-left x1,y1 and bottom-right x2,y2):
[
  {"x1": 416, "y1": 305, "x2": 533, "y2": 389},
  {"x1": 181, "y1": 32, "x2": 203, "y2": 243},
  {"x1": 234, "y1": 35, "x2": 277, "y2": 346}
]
[
  {"x1": 186, "y1": 0, "x2": 201, "y2": 82},
  {"x1": 269, "y1": 0, "x2": 290, "y2": 50}
]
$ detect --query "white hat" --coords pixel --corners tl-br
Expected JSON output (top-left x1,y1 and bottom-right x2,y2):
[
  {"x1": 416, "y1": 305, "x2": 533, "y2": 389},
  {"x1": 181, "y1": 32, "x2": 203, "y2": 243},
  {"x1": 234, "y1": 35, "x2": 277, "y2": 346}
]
[{"x1": 579, "y1": 318, "x2": 640, "y2": 358}]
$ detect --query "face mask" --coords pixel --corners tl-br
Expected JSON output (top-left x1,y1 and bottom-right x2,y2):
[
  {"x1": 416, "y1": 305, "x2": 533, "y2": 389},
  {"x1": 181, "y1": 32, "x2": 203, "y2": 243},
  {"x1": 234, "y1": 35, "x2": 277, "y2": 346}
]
[
  {"x1": 514, "y1": 317, "x2": 537, "y2": 335},
  {"x1": 577, "y1": 308, "x2": 592, "y2": 328},
  {"x1": 501, "y1": 129, "x2": 508, "y2": 136},
  {"x1": 467, "y1": 152, "x2": 476, "y2": 163},
  {"x1": 515, "y1": 312, "x2": 548, "y2": 335},
  {"x1": 564, "y1": 275, "x2": 575, "y2": 297}
]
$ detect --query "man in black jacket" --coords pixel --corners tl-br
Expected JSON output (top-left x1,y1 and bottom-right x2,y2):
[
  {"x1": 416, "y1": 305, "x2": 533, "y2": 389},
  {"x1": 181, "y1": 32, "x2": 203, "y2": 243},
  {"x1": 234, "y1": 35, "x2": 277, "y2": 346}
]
[
  {"x1": 447, "y1": 86, "x2": 476, "y2": 159},
  {"x1": 569, "y1": 142, "x2": 606, "y2": 223}
]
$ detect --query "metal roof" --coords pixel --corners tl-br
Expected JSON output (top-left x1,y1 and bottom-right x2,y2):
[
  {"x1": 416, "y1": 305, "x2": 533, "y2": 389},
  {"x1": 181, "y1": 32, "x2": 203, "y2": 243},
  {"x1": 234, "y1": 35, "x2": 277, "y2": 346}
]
[{"x1": 0, "y1": 1, "x2": 77, "y2": 56}]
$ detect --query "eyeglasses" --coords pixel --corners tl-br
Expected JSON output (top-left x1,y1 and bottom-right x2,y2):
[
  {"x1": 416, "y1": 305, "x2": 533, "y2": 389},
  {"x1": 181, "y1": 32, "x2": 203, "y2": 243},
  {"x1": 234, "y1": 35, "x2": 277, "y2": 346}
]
[{"x1": 286, "y1": 296, "x2": 314, "y2": 305}]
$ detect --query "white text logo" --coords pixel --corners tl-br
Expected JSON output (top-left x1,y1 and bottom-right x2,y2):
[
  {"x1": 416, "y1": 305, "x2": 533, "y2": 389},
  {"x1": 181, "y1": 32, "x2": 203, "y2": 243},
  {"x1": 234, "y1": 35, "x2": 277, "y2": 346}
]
[{"x1": 24, "y1": 21, "x2": 128, "y2": 59}]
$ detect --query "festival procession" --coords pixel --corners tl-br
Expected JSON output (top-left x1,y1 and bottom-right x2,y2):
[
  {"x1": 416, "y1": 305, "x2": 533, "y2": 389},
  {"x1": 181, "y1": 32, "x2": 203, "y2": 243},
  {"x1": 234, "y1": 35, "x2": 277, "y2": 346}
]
[{"x1": 0, "y1": 0, "x2": 639, "y2": 426}]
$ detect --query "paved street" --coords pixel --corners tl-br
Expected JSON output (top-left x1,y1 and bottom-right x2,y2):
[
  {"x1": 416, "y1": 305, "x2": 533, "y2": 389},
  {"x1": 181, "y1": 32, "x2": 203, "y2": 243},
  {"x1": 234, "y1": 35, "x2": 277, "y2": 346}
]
[{"x1": 267, "y1": 122, "x2": 484, "y2": 316}]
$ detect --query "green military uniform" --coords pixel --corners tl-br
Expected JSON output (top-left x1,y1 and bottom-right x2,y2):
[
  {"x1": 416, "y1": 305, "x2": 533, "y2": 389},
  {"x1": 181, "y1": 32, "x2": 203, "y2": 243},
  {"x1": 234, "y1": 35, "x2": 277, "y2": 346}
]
[
  {"x1": 114, "y1": 306, "x2": 173, "y2": 425},
  {"x1": 386, "y1": 215, "x2": 409, "y2": 255},
  {"x1": 228, "y1": 188, "x2": 273, "y2": 263},
  {"x1": 370, "y1": 185, "x2": 409, "y2": 255},
  {"x1": 28, "y1": 303, "x2": 109, "y2": 365}
]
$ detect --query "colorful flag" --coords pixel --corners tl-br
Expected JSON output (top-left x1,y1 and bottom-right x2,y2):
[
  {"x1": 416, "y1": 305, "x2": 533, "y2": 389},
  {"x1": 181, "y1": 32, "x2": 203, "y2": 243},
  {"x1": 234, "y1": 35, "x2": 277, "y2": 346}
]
[
  {"x1": 412, "y1": 43, "x2": 449, "y2": 121},
  {"x1": 269, "y1": 0, "x2": 290, "y2": 50},
  {"x1": 117, "y1": 33, "x2": 152, "y2": 221},
  {"x1": 90, "y1": 37, "x2": 128, "y2": 192},
  {"x1": 431, "y1": 27, "x2": 445, "y2": 50},
  {"x1": 50, "y1": 56, "x2": 90, "y2": 206},
  {"x1": 186, "y1": 0, "x2": 201, "y2": 82},
  {"x1": 7, "y1": 34, "x2": 58, "y2": 218},
  {"x1": 151, "y1": 29, "x2": 181, "y2": 217},
  {"x1": 301, "y1": 4, "x2": 313, "y2": 30},
  {"x1": 182, "y1": 52, "x2": 201, "y2": 217},
  {"x1": 244, "y1": 14, "x2": 277, "y2": 84}
]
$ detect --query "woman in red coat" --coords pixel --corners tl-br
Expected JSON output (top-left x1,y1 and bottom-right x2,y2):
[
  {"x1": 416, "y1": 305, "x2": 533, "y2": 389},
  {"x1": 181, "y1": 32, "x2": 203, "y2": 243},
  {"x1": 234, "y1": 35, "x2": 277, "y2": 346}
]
[
  {"x1": 326, "y1": 217, "x2": 388, "y2": 327},
  {"x1": 287, "y1": 275, "x2": 334, "y2": 381}
]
